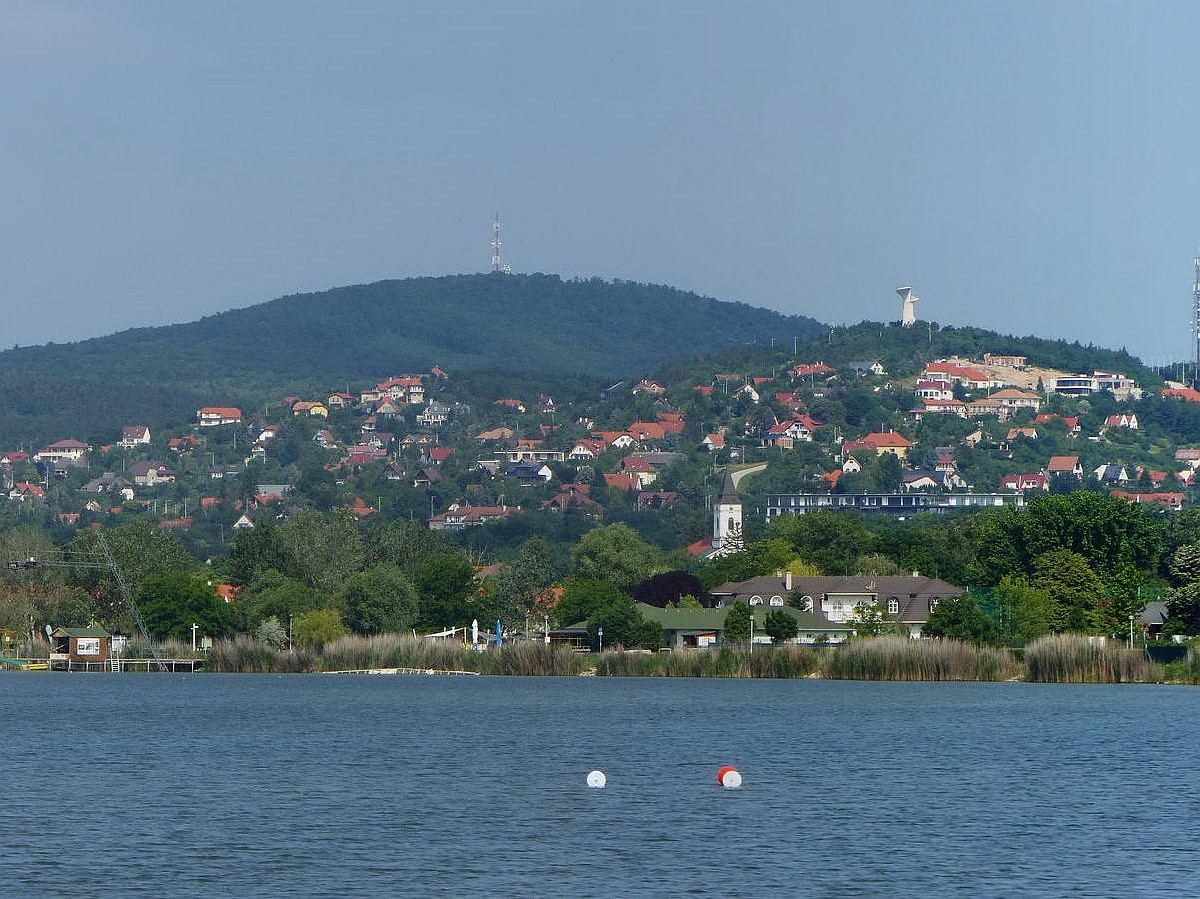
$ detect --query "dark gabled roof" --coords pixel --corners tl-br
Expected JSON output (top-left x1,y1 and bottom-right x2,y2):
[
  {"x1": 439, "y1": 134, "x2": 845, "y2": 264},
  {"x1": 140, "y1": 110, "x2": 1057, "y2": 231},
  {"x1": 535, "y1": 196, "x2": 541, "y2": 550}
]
[
  {"x1": 632, "y1": 603, "x2": 851, "y2": 633},
  {"x1": 52, "y1": 627, "x2": 110, "y2": 638}
]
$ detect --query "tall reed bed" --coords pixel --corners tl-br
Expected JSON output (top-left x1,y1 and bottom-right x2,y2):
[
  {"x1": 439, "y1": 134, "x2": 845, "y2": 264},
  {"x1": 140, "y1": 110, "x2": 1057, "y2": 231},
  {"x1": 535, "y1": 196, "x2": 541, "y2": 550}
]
[
  {"x1": 121, "y1": 638, "x2": 201, "y2": 659},
  {"x1": 318, "y1": 634, "x2": 590, "y2": 677},
  {"x1": 594, "y1": 646, "x2": 821, "y2": 678},
  {"x1": 823, "y1": 636, "x2": 1015, "y2": 682},
  {"x1": 206, "y1": 637, "x2": 316, "y2": 673},
  {"x1": 1024, "y1": 634, "x2": 1160, "y2": 683}
]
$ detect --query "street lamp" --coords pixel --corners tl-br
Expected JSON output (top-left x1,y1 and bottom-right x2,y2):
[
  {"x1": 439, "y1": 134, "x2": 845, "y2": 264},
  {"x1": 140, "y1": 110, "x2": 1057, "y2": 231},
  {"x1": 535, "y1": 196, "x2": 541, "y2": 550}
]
[
  {"x1": 190, "y1": 622, "x2": 199, "y2": 653},
  {"x1": 1129, "y1": 614, "x2": 1136, "y2": 650},
  {"x1": 544, "y1": 615, "x2": 550, "y2": 645},
  {"x1": 597, "y1": 626, "x2": 604, "y2": 654},
  {"x1": 749, "y1": 613, "x2": 755, "y2": 652}
]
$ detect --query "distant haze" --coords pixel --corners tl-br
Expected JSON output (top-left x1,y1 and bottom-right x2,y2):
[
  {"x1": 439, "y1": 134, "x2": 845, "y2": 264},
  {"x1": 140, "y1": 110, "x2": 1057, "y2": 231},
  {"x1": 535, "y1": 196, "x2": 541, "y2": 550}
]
[{"x1": 2, "y1": 2, "x2": 1196, "y2": 362}]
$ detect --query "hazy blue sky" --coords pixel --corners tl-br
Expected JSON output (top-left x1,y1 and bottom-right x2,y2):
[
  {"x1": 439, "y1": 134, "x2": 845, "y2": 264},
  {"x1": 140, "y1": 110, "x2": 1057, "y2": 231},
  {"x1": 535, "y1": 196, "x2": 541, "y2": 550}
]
[{"x1": 3, "y1": 2, "x2": 1197, "y2": 362}]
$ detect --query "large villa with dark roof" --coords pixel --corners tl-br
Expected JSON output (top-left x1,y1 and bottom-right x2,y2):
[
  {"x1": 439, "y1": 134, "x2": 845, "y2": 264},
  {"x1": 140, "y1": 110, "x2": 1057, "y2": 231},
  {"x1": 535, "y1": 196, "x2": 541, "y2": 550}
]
[{"x1": 710, "y1": 571, "x2": 965, "y2": 637}]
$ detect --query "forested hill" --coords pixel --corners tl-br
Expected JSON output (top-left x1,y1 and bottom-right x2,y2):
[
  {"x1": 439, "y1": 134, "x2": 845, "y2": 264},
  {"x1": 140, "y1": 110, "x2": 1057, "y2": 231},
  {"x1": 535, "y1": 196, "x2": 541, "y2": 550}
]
[{"x1": 0, "y1": 274, "x2": 825, "y2": 444}]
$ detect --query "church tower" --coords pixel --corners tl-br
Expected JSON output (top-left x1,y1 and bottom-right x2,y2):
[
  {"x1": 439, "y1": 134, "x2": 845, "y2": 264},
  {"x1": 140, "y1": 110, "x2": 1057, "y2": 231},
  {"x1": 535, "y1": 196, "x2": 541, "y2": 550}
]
[{"x1": 712, "y1": 472, "x2": 743, "y2": 555}]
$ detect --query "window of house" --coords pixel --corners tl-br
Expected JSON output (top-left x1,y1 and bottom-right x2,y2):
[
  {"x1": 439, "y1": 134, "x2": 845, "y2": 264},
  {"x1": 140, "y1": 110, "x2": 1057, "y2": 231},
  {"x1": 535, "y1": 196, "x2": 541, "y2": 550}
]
[
  {"x1": 801, "y1": 595, "x2": 814, "y2": 612},
  {"x1": 887, "y1": 598, "x2": 899, "y2": 614},
  {"x1": 770, "y1": 596, "x2": 784, "y2": 606},
  {"x1": 749, "y1": 596, "x2": 763, "y2": 605},
  {"x1": 930, "y1": 597, "x2": 940, "y2": 611}
]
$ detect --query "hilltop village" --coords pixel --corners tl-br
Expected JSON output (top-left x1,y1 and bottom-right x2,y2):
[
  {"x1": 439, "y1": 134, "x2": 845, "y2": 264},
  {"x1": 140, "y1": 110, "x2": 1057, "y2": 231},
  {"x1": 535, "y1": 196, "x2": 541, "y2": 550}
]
[
  {"x1": 4, "y1": 349, "x2": 1197, "y2": 538},
  {"x1": 6, "y1": 322, "x2": 1200, "y2": 656}
]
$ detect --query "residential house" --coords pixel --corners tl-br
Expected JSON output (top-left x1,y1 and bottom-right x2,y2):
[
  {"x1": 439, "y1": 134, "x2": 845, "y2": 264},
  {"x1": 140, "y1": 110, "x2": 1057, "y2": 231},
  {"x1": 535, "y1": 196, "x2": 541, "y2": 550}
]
[
  {"x1": 701, "y1": 433, "x2": 726, "y2": 452},
  {"x1": 619, "y1": 456, "x2": 658, "y2": 489},
  {"x1": 632, "y1": 379, "x2": 667, "y2": 396},
  {"x1": 1163, "y1": 387, "x2": 1200, "y2": 403},
  {"x1": 1094, "y1": 464, "x2": 1131, "y2": 486},
  {"x1": 128, "y1": 461, "x2": 176, "y2": 487},
  {"x1": 416, "y1": 401, "x2": 453, "y2": 428},
  {"x1": 1112, "y1": 491, "x2": 1185, "y2": 510},
  {"x1": 327, "y1": 392, "x2": 356, "y2": 409},
  {"x1": 843, "y1": 431, "x2": 913, "y2": 459},
  {"x1": 903, "y1": 472, "x2": 941, "y2": 491},
  {"x1": 1047, "y1": 455, "x2": 1084, "y2": 479},
  {"x1": 543, "y1": 484, "x2": 603, "y2": 514},
  {"x1": 1000, "y1": 473, "x2": 1049, "y2": 492},
  {"x1": 503, "y1": 462, "x2": 553, "y2": 485},
  {"x1": 35, "y1": 439, "x2": 90, "y2": 463},
  {"x1": 732, "y1": 384, "x2": 760, "y2": 404},
  {"x1": 982, "y1": 353, "x2": 1028, "y2": 369},
  {"x1": 791, "y1": 362, "x2": 834, "y2": 380},
  {"x1": 494, "y1": 398, "x2": 526, "y2": 413},
  {"x1": 119, "y1": 426, "x2": 151, "y2": 448},
  {"x1": 568, "y1": 438, "x2": 607, "y2": 461},
  {"x1": 196, "y1": 407, "x2": 243, "y2": 427},
  {"x1": 915, "y1": 379, "x2": 955, "y2": 401},
  {"x1": 710, "y1": 572, "x2": 964, "y2": 637},
  {"x1": 292, "y1": 401, "x2": 329, "y2": 417},
  {"x1": 923, "y1": 361, "x2": 999, "y2": 390},
  {"x1": 1006, "y1": 427, "x2": 1038, "y2": 442},
  {"x1": 428, "y1": 504, "x2": 515, "y2": 531},
  {"x1": 603, "y1": 473, "x2": 640, "y2": 492},
  {"x1": 637, "y1": 491, "x2": 678, "y2": 510},
  {"x1": 9, "y1": 482, "x2": 45, "y2": 502},
  {"x1": 990, "y1": 388, "x2": 1042, "y2": 412},
  {"x1": 847, "y1": 360, "x2": 887, "y2": 377},
  {"x1": 774, "y1": 392, "x2": 807, "y2": 412},
  {"x1": 1104, "y1": 413, "x2": 1139, "y2": 430},
  {"x1": 168, "y1": 436, "x2": 200, "y2": 455}
]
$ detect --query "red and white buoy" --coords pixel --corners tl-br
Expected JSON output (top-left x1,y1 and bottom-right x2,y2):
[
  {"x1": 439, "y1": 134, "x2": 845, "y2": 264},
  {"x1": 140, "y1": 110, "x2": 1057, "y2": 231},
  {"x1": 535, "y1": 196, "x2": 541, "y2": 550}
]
[{"x1": 717, "y1": 766, "x2": 742, "y2": 789}]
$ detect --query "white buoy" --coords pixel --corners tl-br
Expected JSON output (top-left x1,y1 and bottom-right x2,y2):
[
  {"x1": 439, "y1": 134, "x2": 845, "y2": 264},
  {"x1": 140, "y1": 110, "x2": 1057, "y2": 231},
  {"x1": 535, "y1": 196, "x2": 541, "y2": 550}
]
[
  {"x1": 720, "y1": 768, "x2": 742, "y2": 789},
  {"x1": 586, "y1": 770, "x2": 607, "y2": 789}
]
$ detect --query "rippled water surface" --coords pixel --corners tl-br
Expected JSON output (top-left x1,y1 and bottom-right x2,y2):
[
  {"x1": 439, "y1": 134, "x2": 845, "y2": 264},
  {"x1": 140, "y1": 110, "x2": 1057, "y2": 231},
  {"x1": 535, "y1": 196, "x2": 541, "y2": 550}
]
[{"x1": 3, "y1": 674, "x2": 1198, "y2": 897}]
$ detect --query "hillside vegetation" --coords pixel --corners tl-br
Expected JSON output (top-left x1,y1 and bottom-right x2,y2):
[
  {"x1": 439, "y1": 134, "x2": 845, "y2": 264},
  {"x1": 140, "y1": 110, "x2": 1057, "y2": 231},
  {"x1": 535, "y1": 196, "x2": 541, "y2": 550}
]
[{"x1": 0, "y1": 274, "x2": 824, "y2": 444}]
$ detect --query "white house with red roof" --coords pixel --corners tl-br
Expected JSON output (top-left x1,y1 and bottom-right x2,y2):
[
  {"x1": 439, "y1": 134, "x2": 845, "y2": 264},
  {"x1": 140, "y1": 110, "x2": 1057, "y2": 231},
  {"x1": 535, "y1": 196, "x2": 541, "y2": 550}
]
[
  {"x1": 196, "y1": 407, "x2": 243, "y2": 427},
  {"x1": 1000, "y1": 473, "x2": 1049, "y2": 492},
  {"x1": 1104, "y1": 412, "x2": 1139, "y2": 430},
  {"x1": 35, "y1": 439, "x2": 90, "y2": 463}
]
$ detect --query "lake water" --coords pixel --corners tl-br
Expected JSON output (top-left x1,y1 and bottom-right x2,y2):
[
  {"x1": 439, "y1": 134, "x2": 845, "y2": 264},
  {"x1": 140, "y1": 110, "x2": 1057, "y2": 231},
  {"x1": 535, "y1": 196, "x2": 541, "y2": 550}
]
[{"x1": 2, "y1": 674, "x2": 1198, "y2": 897}]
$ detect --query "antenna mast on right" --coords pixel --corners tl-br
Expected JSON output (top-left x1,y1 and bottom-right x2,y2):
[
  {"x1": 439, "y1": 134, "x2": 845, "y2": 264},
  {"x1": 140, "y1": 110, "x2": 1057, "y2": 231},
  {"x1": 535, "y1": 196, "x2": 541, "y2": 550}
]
[{"x1": 1193, "y1": 252, "x2": 1200, "y2": 387}]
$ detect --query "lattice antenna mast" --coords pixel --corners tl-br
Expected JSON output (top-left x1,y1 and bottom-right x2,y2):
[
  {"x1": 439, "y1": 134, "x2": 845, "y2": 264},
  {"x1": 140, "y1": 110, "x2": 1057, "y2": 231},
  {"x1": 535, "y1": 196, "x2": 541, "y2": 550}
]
[
  {"x1": 1193, "y1": 252, "x2": 1200, "y2": 387},
  {"x1": 491, "y1": 213, "x2": 503, "y2": 272},
  {"x1": 490, "y1": 212, "x2": 512, "y2": 274}
]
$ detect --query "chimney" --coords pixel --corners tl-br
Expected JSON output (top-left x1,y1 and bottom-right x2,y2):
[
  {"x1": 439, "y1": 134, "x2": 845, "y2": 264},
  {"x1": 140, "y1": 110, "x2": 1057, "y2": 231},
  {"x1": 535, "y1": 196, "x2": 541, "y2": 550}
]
[{"x1": 785, "y1": 570, "x2": 792, "y2": 591}]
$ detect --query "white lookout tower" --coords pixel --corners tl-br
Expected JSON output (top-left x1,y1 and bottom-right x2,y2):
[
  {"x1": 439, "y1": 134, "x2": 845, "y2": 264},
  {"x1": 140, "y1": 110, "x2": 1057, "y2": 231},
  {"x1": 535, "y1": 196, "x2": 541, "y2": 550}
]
[{"x1": 897, "y1": 286, "x2": 919, "y2": 327}]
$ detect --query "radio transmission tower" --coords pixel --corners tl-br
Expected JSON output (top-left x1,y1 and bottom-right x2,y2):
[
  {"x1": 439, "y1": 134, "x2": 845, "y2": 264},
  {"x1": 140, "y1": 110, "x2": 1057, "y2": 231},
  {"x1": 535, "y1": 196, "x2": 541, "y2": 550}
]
[
  {"x1": 1193, "y1": 252, "x2": 1200, "y2": 387},
  {"x1": 490, "y1": 213, "x2": 511, "y2": 274}
]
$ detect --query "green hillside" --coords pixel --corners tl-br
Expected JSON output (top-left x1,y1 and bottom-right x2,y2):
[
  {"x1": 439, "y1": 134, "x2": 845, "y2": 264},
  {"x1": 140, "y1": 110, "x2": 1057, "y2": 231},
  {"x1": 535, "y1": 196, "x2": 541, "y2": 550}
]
[{"x1": 0, "y1": 274, "x2": 825, "y2": 445}]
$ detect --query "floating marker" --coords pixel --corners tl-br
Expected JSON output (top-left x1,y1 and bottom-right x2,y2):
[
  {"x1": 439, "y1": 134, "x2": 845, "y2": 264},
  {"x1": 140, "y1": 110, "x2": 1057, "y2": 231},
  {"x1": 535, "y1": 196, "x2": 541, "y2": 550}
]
[
  {"x1": 587, "y1": 770, "x2": 607, "y2": 789},
  {"x1": 717, "y1": 766, "x2": 742, "y2": 789}
]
